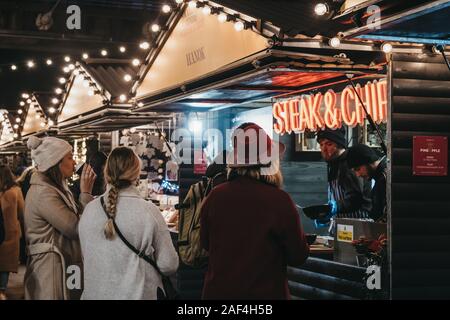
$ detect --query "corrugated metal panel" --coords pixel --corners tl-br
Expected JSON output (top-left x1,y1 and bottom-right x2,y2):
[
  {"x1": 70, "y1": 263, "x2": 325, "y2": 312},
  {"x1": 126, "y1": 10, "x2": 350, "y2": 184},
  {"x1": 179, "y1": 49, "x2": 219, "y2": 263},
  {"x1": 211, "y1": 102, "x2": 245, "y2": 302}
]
[{"x1": 390, "y1": 53, "x2": 450, "y2": 299}]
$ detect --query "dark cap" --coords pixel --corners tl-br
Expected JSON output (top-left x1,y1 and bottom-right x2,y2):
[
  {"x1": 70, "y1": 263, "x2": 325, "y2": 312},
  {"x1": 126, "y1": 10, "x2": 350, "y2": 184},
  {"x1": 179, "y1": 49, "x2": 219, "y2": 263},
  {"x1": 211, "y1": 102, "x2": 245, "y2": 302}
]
[
  {"x1": 347, "y1": 144, "x2": 380, "y2": 169},
  {"x1": 316, "y1": 127, "x2": 346, "y2": 148}
]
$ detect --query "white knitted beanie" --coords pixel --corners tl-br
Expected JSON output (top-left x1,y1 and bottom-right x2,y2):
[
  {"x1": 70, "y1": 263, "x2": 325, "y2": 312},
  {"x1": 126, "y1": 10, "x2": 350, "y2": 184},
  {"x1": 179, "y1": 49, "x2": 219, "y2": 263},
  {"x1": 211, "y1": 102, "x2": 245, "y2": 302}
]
[{"x1": 27, "y1": 136, "x2": 73, "y2": 172}]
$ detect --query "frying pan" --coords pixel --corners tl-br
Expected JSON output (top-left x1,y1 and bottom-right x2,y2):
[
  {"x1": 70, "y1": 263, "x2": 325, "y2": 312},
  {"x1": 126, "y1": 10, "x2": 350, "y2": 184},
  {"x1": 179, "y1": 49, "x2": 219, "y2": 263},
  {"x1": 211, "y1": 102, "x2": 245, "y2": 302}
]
[{"x1": 296, "y1": 203, "x2": 331, "y2": 220}]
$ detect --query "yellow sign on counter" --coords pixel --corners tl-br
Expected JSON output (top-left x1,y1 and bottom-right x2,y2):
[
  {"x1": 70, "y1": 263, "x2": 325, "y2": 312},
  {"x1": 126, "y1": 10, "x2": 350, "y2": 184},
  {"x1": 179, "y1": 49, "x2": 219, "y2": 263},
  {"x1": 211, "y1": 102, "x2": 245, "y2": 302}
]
[{"x1": 337, "y1": 224, "x2": 354, "y2": 243}]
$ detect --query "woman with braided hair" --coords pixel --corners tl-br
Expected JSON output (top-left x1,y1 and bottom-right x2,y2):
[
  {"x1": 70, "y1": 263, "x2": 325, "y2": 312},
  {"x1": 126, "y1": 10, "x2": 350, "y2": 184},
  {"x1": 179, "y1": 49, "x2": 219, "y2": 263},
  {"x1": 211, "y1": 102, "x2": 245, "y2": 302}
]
[{"x1": 78, "y1": 147, "x2": 179, "y2": 300}]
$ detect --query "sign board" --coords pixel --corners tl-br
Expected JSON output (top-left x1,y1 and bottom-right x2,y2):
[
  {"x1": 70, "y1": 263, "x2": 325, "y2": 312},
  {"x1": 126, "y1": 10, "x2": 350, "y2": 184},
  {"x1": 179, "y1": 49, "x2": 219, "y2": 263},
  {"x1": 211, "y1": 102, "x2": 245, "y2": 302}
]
[
  {"x1": 193, "y1": 149, "x2": 207, "y2": 175},
  {"x1": 413, "y1": 136, "x2": 448, "y2": 176},
  {"x1": 136, "y1": 6, "x2": 268, "y2": 99},
  {"x1": 337, "y1": 224, "x2": 354, "y2": 243},
  {"x1": 273, "y1": 80, "x2": 387, "y2": 134}
]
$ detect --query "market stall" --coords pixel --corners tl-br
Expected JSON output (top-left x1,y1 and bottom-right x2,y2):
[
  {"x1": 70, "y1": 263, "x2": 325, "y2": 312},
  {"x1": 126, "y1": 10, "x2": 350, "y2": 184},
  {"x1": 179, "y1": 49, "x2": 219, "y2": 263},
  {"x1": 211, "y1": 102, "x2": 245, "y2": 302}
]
[{"x1": 126, "y1": 0, "x2": 396, "y2": 299}]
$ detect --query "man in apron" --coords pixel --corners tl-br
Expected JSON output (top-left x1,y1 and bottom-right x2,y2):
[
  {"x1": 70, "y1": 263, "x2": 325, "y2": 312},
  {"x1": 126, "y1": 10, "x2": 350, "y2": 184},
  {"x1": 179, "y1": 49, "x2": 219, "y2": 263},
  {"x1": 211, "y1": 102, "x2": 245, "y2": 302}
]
[
  {"x1": 347, "y1": 144, "x2": 387, "y2": 223},
  {"x1": 314, "y1": 127, "x2": 372, "y2": 234}
]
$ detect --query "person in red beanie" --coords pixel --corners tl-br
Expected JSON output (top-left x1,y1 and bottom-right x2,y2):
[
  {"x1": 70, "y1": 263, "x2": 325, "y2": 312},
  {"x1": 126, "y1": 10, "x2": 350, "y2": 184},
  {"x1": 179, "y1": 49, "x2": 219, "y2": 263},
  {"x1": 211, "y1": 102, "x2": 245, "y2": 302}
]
[{"x1": 200, "y1": 123, "x2": 309, "y2": 300}]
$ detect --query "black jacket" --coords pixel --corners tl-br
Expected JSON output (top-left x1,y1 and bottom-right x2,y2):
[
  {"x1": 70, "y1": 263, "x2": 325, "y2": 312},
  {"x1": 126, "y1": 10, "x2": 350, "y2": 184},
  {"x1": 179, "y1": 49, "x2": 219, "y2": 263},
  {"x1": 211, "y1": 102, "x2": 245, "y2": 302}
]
[
  {"x1": 327, "y1": 151, "x2": 372, "y2": 218},
  {"x1": 369, "y1": 158, "x2": 387, "y2": 221}
]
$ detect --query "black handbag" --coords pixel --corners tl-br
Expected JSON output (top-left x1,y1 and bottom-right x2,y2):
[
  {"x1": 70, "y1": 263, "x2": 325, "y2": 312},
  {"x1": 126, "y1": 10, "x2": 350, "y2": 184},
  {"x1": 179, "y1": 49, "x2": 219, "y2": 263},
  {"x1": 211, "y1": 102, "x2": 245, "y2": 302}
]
[{"x1": 100, "y1": 197, "x2": 179, "y2": 300}]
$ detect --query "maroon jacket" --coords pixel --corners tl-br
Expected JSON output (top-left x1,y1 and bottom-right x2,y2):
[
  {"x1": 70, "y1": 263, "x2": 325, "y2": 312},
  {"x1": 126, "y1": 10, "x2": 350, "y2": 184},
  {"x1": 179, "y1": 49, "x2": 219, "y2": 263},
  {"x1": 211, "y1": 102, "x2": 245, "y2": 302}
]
[{"x1": 200, "y1": 176, "x2": 310, "y2": 300}]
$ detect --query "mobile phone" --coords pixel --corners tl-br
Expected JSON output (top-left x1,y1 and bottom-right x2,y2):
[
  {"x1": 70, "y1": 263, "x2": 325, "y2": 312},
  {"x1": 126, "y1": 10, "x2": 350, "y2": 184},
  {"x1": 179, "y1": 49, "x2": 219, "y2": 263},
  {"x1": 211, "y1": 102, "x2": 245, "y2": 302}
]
[{"x1": 75, "y1": 162, "x2": 85, "y2": 175}]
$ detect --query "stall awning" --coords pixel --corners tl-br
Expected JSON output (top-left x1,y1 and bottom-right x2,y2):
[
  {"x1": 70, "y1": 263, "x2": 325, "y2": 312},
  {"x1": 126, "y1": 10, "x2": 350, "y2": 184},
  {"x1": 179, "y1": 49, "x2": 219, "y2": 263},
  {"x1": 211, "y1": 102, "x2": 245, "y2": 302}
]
[
  {"x1": 339, "y1": 0, "x2": 450, "y2": 45},
  {"x1": 0, "y1": 110, "x2": 15, "y2": 146},
  {"x1": 132, "y1": 2, "x2": 385, "y2": 112},
  {"x1": 56, "y1": 59, "x2": 139, "y2": 135},
  {"x1": 20, "y1": 94, "x2": 50, "y2": 139}
]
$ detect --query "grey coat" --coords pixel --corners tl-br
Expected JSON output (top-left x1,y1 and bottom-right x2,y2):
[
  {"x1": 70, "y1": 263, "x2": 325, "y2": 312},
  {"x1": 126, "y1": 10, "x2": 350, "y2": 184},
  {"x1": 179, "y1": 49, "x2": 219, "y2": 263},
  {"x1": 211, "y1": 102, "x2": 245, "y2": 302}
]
[
  {"x1": 24, "y1": 172, "x2": 93, "y2": 300},
  {"x1": 78, "y1": 185, "x2": 179, "y2": 300}
]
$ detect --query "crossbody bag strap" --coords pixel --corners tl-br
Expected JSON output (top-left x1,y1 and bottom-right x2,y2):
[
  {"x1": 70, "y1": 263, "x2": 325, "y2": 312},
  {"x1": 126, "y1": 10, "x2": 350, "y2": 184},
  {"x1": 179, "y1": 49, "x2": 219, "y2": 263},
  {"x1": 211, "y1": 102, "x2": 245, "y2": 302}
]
[{"x1": 99, "y1": 196, "x2": 163, "y2": 275}]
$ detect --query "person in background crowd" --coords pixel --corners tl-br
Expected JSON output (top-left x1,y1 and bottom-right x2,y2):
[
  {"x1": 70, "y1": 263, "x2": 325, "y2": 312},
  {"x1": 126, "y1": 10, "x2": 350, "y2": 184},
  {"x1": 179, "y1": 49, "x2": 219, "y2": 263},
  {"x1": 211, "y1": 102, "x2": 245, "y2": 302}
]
[
  {"x1": 71, "y1": 151, "x2": 107, "y2": 200},
  {"x1": 0, "y1": 166, "x2": 25, "y2": 300},
  {"x1": 79, "y1": 147, "x2": 179, "y2": 300},
  {"x1": 24, "y1": 136, "x2": 96, "y2": 300},
  {"x1": 15, "y1": 166, "x2": 36, "y2": 265},
  {"x1": 200, "y1": 123, "x2": 309, "y2": 299},
  {"x1": 314, "y1": 127, "x2": 372, "y2": 229},
  {"x1": 346, "y1": 144, "x2": 387, "y2": 222},
  {"x1": 16, "y1": 166, "x2": 36, "y2": 199},
  {"x1": 205, "y1": 150, "x2": 229, "y2": 189}
]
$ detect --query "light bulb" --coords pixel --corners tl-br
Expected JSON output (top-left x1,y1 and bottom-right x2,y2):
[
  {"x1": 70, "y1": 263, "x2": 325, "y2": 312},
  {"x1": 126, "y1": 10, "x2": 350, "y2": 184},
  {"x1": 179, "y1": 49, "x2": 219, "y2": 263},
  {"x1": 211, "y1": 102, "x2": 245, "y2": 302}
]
[
  {"x1": 101, "y1": 49, "x2": 108, "y2": 56},
  {"x1": 27, "y1": 60, "x2": 35, "y2": 68},
  {"x1": 314, "y1": 3, "x2": 329, "y2": 16},
  {"x1": 20, "y1": 101, "x2": 25, "y2": 106},
  {"x1": 55, "y1": 88, "x2": 63, "y2": 94},
  {"x1": 137, "y1": 102, "x2": 144, "y2": 107},
  {"x1": 59, "y1": 77, "x2": 66, "y2": 84},
  {"x1": 63, "y1": 66, "x2": 70, "y2": 73},
  {"x1": 22, "y1": 93, "x2": 29, "y2": 99},
  {"x1": 46, "y1": 59, "x2": 53, "y2": 65},
  {"x1": 69, "y1": 64, "x2": 75, "y2": 70},
  {"x1": 26, "y1": 99, "x2": 32, "y2": 104},
  {"x1": 234, "y1": 21, "x2": 244, "y2": 31},
  {"x1": 52, "y1": 98, "x2": 59, "y2": 104},
  {"x1": 119, "y1": 46, "x2": 126, "y2": 53},
  {"x1": 18, "y1": 110, "x2": 23, "y2": 114},
  {"x1": 151, "y1": 24, "x2": 161, "y2": 32},
  {"x1": 48, "y1": 120, "x2": 55, "y2": 126},
  {"x1": 64, "y1": 56, "x2": 71, "y2": 62},
  {"x1": 16, "y1": 118, "x2": 21, "y2": 123},
  {"x1": 329, "y1": 37, "x2": 341, "y2": 48},
  {"x1": 13, "y1": 133, "x2": 18, "y2": 138},
  {"x1": 11, "y1": 65, "x2": 17, "y2": 71},
  {"x1": 48, "y1": 107, "x2": 56, "y2": 114},
  {"x1": 175, "y1": 0, "x2": 183, "y2": 4},
  {"x1": 162, "y1": 4, "x2": 171, "y2": 13},
  {"x1": 124, "y1": 74, "x2": 132, "y2": 82},
  {"x1": 119, "y1": 94, "x2": 127, "y2": 102},
  {"x1": 139, "y1": 41, "x2": 150, "y2": 50},
  {"x1": 82, "y1": 53, "x2": 89, "y2": 59},
  {"x1": 202, "y1": 6, "x2": 211, "y2": 15},
  {"x1": 13, "y1": 124, "x2": 19, "y2": 129},
  {"x1": 381, "y1": 42, "x2": 393, "y2": 53},
  {"x1": 132, "y1": 59, "x2": 140, "y2": 66},
  {"x1": 188, "y1": 1, "x2": 196, "y2": 9},
  {"x1": 218, "y1": 13, "x2": 227, "y2": 23}
]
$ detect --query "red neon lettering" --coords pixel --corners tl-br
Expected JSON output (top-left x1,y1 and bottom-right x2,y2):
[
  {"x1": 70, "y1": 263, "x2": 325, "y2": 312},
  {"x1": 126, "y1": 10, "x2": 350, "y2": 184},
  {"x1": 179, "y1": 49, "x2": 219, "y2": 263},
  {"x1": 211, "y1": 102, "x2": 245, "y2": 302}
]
[
  {"x1": 355, "y1": 84, "x2": 366, "y2": 126},
  {"x1": 272, "y1": 80, "x2": 387, "y2": 134},
  {"x1": 341, "y1": 87, "x2": 357, "y2": 127},
  {"x1": 273, "y1": 102, "x2": 285, "y2": 135},
  {"x1": 324, "y1": 90, "x2": 340, "y2": 129},
  {"x1": 282, "y1": 101, "x2": 291, "y2": 134},
  {"x1": 299, "y1": 96, "x2": 311, "y2": 131},
  {"x1": 376, "y1": 81, "x2": 387, "y2": 123},
  {"x1": 289, "y1": 99, "x2": 300, "y2": 132},
  {"x1": 369, "y1": 82, "x2": 380, "y2": 123},
  {"x1": 309, "y1": 93, "x2": 325, "y2": 130}
]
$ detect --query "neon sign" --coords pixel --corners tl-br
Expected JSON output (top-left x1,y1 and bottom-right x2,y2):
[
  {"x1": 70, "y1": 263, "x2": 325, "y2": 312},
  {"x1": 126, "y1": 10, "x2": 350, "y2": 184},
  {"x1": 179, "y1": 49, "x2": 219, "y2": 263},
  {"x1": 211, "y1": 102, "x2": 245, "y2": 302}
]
[{"x1": 273, "y1": 80, "x2": 387, "y2": 135}]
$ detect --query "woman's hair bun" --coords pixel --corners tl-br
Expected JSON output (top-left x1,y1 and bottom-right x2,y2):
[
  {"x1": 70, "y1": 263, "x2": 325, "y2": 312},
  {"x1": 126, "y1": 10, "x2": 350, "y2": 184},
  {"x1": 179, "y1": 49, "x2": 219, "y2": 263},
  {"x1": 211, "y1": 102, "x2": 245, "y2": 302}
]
[{"x1": 27, "y1": 136, "x2": 43, "y2": 150}]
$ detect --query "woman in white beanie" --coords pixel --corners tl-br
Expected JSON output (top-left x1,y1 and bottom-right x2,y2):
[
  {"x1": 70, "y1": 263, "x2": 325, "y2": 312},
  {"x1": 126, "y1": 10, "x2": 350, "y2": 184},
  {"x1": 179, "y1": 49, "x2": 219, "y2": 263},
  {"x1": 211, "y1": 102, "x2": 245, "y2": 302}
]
[{"x1": 23, "y1": 136, "x2": 97, "y2": 300}]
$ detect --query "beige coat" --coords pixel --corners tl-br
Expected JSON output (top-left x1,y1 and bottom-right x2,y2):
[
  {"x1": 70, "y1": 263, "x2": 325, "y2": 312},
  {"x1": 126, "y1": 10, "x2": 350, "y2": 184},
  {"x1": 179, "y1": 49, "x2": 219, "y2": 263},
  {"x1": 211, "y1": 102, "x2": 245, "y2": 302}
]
[
  {"x1": 24, "y1": 172, "x2": 92, "y2": 300},
  {"x1": 0, "y1": 186, "x2": 25, "y2": 272}
]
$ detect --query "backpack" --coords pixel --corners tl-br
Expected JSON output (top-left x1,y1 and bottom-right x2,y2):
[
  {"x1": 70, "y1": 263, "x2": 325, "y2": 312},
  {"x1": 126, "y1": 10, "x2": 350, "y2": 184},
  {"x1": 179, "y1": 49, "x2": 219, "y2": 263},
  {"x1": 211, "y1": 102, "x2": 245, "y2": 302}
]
[{"x1": 177, "y1": 177, "x2": 212, "y2": 268}]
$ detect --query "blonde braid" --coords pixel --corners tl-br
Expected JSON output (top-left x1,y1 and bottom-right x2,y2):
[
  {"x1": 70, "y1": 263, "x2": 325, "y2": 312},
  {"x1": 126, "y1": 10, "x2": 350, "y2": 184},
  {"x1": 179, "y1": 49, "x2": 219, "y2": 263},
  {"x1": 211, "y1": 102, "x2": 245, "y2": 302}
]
[{"x1": 104, "y1": 184, "x2": 119, "y2": 240}]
